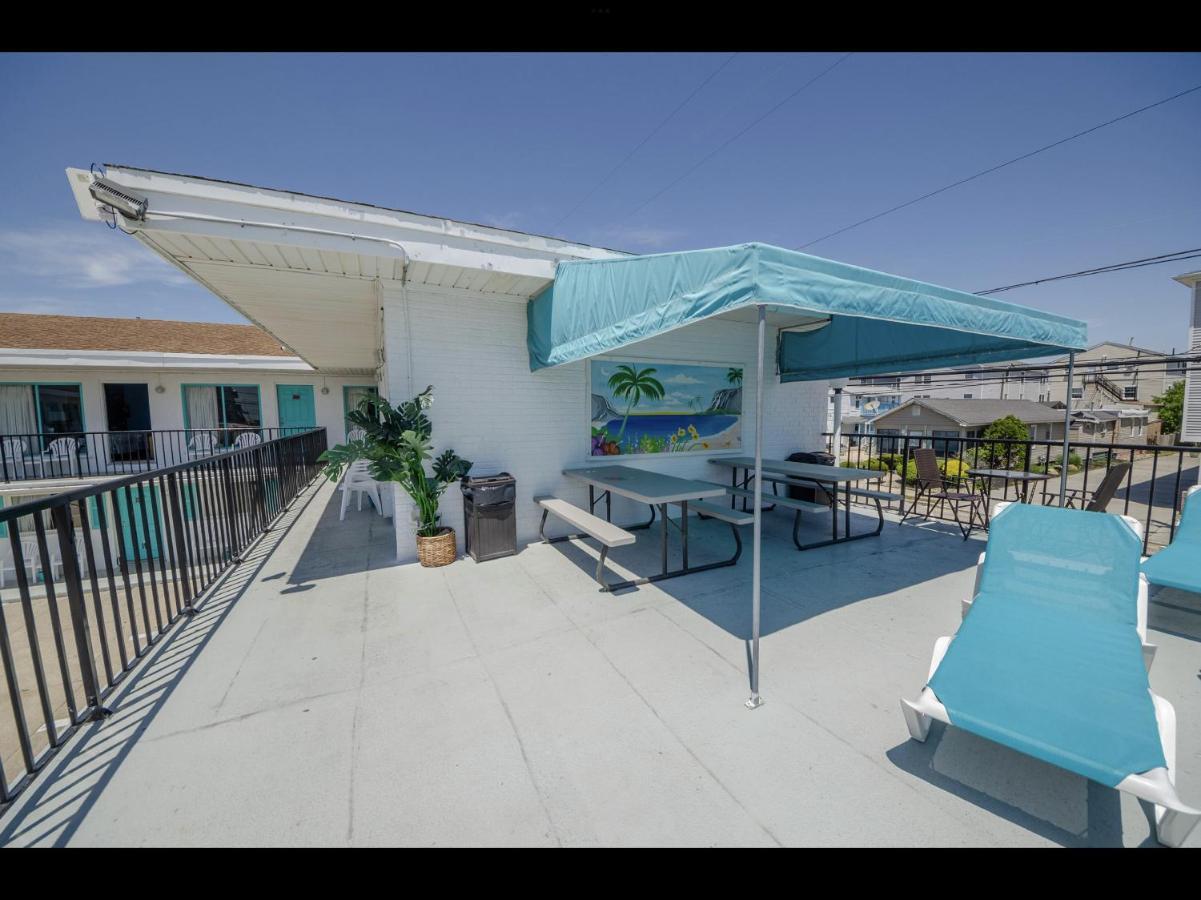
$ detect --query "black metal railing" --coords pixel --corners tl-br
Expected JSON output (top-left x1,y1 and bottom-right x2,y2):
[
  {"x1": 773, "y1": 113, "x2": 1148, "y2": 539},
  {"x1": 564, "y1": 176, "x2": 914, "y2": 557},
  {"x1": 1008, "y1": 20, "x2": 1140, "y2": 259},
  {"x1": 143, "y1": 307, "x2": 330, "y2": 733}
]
[
  {"x1": 0, "y1": 427, "x2": 317, "y2": 484},
  {"x1": 0, "y1": 427, "x2": 326, "y2": 810},
  {"x1": 822, "y1": 432, "x2": 1199, "y2": 554}
]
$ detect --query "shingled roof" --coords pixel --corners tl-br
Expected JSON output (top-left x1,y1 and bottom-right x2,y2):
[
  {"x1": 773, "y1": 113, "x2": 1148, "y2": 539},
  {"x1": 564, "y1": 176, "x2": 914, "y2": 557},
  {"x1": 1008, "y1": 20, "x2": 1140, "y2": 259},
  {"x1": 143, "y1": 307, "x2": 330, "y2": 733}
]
[
  {"x1": 0, "y1": 313, "x2": 295, "y2": 357},
  {"x1": 876, "y1": 398, "x2": 1066, "y2": 427}
]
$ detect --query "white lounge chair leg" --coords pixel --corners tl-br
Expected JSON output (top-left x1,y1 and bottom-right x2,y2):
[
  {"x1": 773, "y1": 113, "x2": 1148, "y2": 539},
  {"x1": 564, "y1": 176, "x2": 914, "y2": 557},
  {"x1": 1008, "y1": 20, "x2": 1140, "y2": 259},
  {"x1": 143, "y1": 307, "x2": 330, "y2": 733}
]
[
  {"x1": 901, "y1": 698, "x2": 932, "y2": 742},
  {"x1": 340, "y1": 484, "x2": 350, "y2": 521},
  {"x1": 901, "y1": 636, "x2": 954, "y2": 743}
]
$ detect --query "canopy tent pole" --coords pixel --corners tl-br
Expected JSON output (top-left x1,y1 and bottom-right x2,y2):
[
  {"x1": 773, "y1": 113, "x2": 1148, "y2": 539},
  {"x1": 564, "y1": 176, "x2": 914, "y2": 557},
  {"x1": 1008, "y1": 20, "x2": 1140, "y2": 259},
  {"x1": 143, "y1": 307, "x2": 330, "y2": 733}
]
[
  {"x1": 747, "y1": 304, "x2": 766, "y2": 710},
  {"x1": 831, "y1": 387, "x2": 844, "y2": 464},
  {"x1": 1059, "y1": 352, "x2": 1075, "y2": 506}
]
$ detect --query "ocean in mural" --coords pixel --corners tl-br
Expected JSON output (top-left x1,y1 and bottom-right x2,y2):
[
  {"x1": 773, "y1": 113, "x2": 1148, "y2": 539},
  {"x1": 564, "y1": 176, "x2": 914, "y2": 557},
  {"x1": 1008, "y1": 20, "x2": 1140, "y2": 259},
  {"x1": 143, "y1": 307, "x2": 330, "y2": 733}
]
[{"x1": 590, "y1": 359, "x2": 743, "y2": 456}]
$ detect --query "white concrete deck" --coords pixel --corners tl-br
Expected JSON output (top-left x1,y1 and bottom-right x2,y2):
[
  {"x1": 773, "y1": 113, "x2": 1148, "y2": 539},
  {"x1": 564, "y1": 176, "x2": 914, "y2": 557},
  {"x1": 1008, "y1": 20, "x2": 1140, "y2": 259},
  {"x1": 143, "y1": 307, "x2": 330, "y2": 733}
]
[{"x1": 2, "y1": 479, "x2": 1198, "y2": 847}]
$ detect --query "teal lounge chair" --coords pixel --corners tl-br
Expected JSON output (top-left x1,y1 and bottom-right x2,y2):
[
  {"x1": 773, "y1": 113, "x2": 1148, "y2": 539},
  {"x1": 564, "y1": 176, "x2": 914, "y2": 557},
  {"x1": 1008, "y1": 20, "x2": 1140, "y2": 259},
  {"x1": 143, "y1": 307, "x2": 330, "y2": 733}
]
[
  {"x1": 901, "y1": 503, "x2": 1199, "y2": 847},
  {"x1": 1142, "y1": 484, "x2": 1201, "y2": 595}
]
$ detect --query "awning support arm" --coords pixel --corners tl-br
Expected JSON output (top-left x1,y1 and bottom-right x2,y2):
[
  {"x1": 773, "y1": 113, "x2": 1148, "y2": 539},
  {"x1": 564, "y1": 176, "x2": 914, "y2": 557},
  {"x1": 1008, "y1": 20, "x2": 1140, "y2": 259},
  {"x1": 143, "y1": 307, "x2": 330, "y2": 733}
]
[{"x1": 747, "y1": 303, "x2": 766, "y2": 710}]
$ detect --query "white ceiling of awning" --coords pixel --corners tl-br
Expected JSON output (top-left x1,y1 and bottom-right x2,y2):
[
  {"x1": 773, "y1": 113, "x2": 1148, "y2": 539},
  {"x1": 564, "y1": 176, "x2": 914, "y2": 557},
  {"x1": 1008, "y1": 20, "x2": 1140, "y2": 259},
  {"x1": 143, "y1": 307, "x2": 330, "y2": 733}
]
[{"x1": 67, "y1": 165, "x2": 616, "y2": 376}]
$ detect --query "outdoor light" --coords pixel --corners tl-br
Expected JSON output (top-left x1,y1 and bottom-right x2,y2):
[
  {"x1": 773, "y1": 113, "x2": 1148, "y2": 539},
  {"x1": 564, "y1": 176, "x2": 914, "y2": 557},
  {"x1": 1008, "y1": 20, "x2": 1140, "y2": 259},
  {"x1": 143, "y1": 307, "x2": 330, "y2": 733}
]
[{"x1": 88, "y1": 176, "x2": 148, "y2": 221}]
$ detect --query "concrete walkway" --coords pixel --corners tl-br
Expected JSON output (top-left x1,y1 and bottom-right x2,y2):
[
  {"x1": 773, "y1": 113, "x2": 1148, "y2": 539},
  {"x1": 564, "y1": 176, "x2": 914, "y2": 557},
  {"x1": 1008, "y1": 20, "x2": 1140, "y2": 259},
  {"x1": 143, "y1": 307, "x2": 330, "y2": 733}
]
[{"x1": 2, "y1": 479, "x2": 1198, "y2": 847}]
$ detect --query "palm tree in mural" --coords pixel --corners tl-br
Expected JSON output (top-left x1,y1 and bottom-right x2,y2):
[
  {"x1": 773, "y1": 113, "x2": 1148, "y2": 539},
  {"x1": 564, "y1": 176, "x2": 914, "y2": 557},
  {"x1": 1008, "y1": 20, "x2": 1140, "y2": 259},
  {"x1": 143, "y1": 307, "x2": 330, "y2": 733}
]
[
  {"x1": 726, "y1": 367, "x2": 744, "y2": 387},
  {"x1": 607, "y1": 364, "x2": 666, "y2": 444}
]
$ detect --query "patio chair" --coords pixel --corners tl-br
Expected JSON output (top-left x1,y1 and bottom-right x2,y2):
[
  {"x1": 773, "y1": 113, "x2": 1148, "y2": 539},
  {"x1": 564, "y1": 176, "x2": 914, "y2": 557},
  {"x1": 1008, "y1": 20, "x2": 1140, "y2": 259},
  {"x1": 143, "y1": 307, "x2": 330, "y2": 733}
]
[
  {"x1": 346, "y1": 427, "x2": 366, "y2": 443},
  {"x1": 1062, "y1": 462, "x2": 1131, "y2": 512},
  {"x1": 901, "y1": 503, "x2": 1199, "y2": 847},
  {"x1": 1142, "y1": 485, "x2": 1201, "y2": 595},
  {"x1": 900, "y1": 447, "x2": 984, "y2": 540},
  {"x1": 188, "y1": 431, "x2": 217, "y2": 458},
  {"x1": 232, "y1": 431, "x2": 263, "y2": 449},
  {"x1": 44, "y1": 436, "x2": 79, "y2": 477},
  {"x1": 340, "y1": 460, "x2": 382, "y2": 520},
  {"x1": 1, "y1": 436, "x2": 33, "y2": 479}
]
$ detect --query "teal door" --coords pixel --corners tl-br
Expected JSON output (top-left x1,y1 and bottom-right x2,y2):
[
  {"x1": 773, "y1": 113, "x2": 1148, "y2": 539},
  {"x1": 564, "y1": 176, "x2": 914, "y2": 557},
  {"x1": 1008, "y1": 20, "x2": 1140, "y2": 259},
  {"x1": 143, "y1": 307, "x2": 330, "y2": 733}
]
[
  {"x1": 276, "y1": 385, "x2": 316, "y2": 435},
  {"x1": 115, "y1": 485, "x2": 160, "y2": 562}
]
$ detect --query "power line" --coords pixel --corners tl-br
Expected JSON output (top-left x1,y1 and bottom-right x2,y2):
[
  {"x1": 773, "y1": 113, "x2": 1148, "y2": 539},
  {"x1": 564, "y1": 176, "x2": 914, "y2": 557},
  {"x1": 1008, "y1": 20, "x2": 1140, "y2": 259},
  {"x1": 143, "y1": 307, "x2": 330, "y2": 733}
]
[
  {"x1": 550, "y1": 53, "x2": 739, "y2": 231},
  {"x1": 797, "y1": 81, "x2": 1201, "y2": 251},
  {"x1": 977, "y1": 248, "x2": 1201, "y2": 295},
  {"x1": 620, "y1": 52, "x2": 853, "y2": 222}
]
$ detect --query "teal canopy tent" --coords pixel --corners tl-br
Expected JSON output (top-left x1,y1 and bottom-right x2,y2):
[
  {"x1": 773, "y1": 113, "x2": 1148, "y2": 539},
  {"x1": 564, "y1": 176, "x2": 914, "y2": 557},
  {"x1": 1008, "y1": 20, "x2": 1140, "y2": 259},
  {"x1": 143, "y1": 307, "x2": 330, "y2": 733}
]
[{"x1": 527, "y1": 242, "x2": 1088, "y2": 706}]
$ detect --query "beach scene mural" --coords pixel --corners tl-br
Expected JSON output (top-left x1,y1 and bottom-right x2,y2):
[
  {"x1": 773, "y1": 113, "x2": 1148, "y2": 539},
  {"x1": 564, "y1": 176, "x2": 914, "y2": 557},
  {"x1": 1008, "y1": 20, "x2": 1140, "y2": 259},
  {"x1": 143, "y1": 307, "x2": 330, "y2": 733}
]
[{"x1": 590, "y1": 358, "x2": 742, "y2": 456}]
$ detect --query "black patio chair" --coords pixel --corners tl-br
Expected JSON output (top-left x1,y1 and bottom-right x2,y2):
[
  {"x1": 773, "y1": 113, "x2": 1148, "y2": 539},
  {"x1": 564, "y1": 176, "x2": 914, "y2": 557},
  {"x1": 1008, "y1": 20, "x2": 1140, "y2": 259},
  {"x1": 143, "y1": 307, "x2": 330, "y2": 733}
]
[
  {"x1": 900, "y1": 447, "x2": 985, "y2": 540},
  {"x1": 1062, "y1": 462, "x2": 1131, "y2": 512}
]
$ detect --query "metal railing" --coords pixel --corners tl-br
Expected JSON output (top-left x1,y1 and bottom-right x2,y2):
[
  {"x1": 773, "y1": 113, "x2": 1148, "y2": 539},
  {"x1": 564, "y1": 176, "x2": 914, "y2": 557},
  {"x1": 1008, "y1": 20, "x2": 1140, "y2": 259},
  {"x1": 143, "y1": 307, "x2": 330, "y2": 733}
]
[
  {"x1": 823, "y1": 432, "x2": 1199, "y2": 554},
  {"x1": 0, "y1": 427, "x2": 318, "y2": 484},
  {"x1": 0, "y1": 427, "x2": 327, "y2": 810}
]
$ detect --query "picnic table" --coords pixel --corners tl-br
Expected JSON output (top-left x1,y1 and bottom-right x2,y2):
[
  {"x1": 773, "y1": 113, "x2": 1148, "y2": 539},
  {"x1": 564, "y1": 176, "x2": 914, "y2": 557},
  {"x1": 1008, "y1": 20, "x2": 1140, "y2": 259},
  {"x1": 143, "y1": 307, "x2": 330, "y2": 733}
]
[
  {"x1": 709, "y1": 456, "x2": 897, "y2": 550},
  {"x1": 561, "y1": 465, "x2": 730, "y2": 588}
]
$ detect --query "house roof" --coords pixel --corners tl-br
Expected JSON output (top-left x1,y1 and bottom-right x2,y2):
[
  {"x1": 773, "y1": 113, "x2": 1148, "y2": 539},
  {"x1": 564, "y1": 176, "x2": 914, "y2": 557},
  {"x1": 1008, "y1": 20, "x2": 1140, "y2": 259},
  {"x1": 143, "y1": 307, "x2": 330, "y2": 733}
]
[
  {"x1": 875, "y1": 397, "x2": 1066, "y2": 428},
  {"x1": 0, "y1": 313, "x2": 296, "y2": 357}
]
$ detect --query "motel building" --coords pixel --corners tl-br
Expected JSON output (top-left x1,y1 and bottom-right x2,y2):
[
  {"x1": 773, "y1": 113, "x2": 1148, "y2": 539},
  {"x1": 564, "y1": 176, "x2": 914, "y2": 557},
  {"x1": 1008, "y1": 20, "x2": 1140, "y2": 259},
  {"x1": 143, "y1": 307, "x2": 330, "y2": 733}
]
[
  {"x1": 0, "y1": 312, "x2": 376, "y2": 583},
  {"x1": 59, "y1": 166, "x2": 831, "y2": 563}
]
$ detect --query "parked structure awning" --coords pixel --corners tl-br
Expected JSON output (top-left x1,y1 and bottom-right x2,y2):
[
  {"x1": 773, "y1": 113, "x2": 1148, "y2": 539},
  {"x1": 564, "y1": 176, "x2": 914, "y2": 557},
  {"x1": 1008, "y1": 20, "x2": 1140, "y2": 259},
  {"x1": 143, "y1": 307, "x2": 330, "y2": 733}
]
[{"x1": 527, "y1": 243, "x2": 1087, "y2": 375}]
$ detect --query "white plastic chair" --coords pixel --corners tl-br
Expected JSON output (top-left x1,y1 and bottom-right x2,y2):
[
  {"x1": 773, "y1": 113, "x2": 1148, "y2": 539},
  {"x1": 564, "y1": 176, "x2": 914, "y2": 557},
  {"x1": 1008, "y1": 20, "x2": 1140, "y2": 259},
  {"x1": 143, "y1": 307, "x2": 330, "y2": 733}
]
[
  {"x1": 346, "y1": 427, "x2": 366, "y2": 443},
  {"x1": 233, "y1": 431, "x2": 263, "y2": 449},
  {"x1": 19, "y1": 536, "x2": 54, "y2": 583},
  {"x1": 188, "y1": 431, "x2": 217, "y2": 457},
  {"x1": 340, "y1": 460, "x2": 382, "y2": 520},
  {"x1": 1, "y1": 436, "x2": 33, "y2": 479},
  {"x1": 44, "y1": 437, "x2": 79, "y2": 477}
]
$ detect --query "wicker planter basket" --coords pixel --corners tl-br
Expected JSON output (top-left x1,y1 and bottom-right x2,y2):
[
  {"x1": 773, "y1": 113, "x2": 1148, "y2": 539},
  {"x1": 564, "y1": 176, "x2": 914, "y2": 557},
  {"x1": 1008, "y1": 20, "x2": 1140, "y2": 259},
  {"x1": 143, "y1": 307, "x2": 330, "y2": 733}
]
[{"x1": 416, "y1": 527, "x2": 457, "y2": 567}]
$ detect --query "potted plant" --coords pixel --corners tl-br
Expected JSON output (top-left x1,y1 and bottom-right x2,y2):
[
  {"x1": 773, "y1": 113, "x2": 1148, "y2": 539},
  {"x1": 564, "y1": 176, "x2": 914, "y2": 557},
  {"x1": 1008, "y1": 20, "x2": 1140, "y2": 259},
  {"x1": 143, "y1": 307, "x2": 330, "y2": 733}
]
[{"x1": 319, "y1": 386, "x2": 472, "y2": 567}]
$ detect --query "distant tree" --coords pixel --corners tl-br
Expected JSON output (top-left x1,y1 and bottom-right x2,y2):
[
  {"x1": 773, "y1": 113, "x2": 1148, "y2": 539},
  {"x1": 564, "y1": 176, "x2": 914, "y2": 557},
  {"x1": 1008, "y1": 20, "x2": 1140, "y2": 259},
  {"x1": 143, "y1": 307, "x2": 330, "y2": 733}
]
[
  {"x1": 979, "y1": 415, "x2": 1029, "y2": 468},
  {"x1": 726, "y1": 367, "x2": 743, "y2": 387},
  {"x1": 1152, "y1": 381, "x2": 1184, "y2": 435}
]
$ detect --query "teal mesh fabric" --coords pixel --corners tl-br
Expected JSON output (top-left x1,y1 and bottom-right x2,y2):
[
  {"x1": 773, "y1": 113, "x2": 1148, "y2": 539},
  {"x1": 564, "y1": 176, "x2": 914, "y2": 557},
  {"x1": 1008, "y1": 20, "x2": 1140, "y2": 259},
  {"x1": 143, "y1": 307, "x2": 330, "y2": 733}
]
[
  {"x1": 928, "y1": 504, "x2": 1165, "y2": 787},
  {"x1": 1142, "y1": 488, "x2": 1201, "y2": 594}
]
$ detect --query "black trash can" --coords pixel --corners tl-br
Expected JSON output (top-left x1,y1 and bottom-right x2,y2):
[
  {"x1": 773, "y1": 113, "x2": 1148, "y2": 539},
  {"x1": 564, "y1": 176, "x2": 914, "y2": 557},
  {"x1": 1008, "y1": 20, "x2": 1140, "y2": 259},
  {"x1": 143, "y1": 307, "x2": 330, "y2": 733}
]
[
  {"x1": 785, "y1": 451, "x2": 836, "y2": 506},
  {"x1": 461, "y1": 473, "x2": 517, "y2": 562}
]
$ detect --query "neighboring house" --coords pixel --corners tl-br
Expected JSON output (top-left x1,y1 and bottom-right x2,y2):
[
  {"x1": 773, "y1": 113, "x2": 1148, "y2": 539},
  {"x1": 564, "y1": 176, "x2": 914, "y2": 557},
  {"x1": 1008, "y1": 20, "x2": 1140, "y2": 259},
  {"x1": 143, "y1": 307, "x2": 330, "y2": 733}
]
[
  {"x1": 831, "y1": 363, "x2": 1054, "y2": 430},
  {"x1": 63, "y1": 166, "x2": 831, "y2": 561},
  {"x1": 868, "y1": 398, "x2": 1068, "y2": 452},
  {"x1": 1046, "y1": 341, "x2": 1184, "y2": 411},
  {"x1": 1069, "y1": 407, "x2": 1152, "y2": 444},
  {"x1": 1175, "y1": 270, "x2": 1201, "y2": 446}
]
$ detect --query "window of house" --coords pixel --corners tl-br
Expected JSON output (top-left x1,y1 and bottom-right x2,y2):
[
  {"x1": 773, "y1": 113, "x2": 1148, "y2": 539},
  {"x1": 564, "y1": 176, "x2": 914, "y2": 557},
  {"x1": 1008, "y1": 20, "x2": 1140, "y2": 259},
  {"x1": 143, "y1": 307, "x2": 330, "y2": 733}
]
[
  {"x1": 962, "y1": 393, "x2": 973, "y2": 399},
  {"x1": 915, "y1": 374, "x2": 932, "y2": 385},
  {"x1": 931, "y1": 429, "x2": 961, "y2": 456},
  {"x1": 0, "y1": 383, "x2": 85, "y2": 450},
  {"x1": 182, "y1": 384, "x2": 262, "y2": 445},
  {"x1": 1122, "y1": 385, "x2": 1138, "y2": 400},
  {"x1": 1071, "y1": 387, "x2": 1083, "y2": 399}
]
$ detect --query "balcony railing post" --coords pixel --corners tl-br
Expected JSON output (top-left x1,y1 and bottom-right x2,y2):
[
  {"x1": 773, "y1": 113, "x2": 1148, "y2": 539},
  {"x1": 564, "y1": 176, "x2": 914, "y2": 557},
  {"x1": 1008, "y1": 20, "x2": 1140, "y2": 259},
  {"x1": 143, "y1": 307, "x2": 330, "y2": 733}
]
[
  {"x1": 166, "y1": 472, "x2": 197, "y2": 616},
  {"x1": 49, "y1": 504, "x2": 112, "y2": 721}
]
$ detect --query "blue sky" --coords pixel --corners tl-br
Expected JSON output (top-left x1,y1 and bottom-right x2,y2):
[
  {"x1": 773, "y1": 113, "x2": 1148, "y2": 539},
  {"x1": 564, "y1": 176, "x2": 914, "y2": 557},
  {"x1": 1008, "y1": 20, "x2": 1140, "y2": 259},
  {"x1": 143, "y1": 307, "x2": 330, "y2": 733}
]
[{"x1": 1, "y1": 52, "x2": 1199, "y2": 352}]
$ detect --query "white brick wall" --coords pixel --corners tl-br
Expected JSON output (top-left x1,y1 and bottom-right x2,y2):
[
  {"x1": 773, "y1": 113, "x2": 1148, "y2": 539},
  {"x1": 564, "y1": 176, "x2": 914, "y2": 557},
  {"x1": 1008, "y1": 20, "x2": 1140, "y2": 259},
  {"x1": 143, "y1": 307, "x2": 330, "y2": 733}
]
[{"x1": 381, "y1": 283, "x2": 829, "y2": 561}]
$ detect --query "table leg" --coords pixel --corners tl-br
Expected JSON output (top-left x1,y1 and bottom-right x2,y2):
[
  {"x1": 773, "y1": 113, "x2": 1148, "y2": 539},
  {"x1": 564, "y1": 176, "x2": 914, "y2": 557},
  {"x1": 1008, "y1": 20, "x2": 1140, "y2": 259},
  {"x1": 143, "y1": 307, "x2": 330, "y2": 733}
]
[
  {"x1": 607, "y1": 489, "x2": 612, "y2": 521},
  {"x1": 832, "y1": 482, "x2": 839, "y2": 543},
  {"x1": 731, "y1": 468, "x2": 737, "y2": 510},
  {"x1": 842, "y1": 481, "x2": 850, "y2": 538},
  {"x1": 659, "y1": 503, "x2": 669, "y2": 575},
  {"x1": 681, "y1": 500, "x2": 689, "y2": 569}
]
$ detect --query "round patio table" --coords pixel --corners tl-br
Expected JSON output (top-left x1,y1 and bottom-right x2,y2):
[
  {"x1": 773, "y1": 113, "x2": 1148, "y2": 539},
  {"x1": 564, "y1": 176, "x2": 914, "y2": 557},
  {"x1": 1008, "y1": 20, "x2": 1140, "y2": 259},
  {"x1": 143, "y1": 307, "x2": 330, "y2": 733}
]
[{"x1": 968, "y1": 467, "x2": 1053, "y2": 507}]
